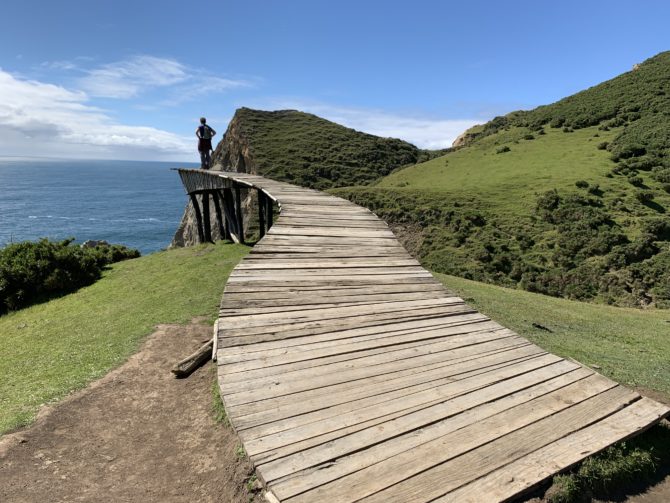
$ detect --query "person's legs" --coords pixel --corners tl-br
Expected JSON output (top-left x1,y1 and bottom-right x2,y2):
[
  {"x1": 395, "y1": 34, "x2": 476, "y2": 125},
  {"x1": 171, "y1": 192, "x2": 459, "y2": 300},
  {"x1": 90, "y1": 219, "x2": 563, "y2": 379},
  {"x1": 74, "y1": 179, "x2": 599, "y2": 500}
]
[{"x1": 200, "y1": 150, "x2": 209, "y2": 169}]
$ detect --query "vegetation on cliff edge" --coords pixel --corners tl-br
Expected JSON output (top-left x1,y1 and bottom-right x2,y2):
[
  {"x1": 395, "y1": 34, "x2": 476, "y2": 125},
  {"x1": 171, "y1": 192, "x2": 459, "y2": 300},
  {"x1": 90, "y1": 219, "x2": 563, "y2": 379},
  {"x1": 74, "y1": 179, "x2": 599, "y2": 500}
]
[{"x1": 214, "y1": 107, "x2": 446, "y2": 190}]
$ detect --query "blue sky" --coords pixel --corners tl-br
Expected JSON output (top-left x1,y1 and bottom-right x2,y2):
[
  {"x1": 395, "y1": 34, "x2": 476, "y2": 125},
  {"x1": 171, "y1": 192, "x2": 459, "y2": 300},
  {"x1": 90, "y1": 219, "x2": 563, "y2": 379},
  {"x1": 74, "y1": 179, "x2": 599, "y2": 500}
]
[{"x1": 0, "y1": 0, "x2": 668, "y2": 161}]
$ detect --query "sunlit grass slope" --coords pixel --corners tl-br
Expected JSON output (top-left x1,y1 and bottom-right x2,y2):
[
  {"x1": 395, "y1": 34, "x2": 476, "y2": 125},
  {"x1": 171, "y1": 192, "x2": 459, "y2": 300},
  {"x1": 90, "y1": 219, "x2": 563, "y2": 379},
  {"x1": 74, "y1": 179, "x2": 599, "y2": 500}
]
[
  {"x1": 0, "y1": 242, "x2": 249, "y2": 434},
  {"x1": 379, "y1": 125, "x2": 630, "y2": 216},
  {"x1": 437, "y1": 272, "x2": 670, "y2": 397}
]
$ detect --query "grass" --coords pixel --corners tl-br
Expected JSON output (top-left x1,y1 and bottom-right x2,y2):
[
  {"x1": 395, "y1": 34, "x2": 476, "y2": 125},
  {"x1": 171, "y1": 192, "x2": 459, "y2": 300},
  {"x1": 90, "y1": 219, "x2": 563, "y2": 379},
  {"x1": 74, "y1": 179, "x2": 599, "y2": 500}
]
[
  {"x1": 0, "y1": 242, "x2": 249, "y2": 434},
  {"x1": 378, "y1": 125, "x2": 632, "y2": 218},
  {"x1": 435, "y1": 272, "x2": 670, "y2": 396},
  {"x1": 211, "y1": 369, "x2": 230, "y2": 426},
  {"x1": 542, "y1": 423, "x2": 670, "y2": 502}
]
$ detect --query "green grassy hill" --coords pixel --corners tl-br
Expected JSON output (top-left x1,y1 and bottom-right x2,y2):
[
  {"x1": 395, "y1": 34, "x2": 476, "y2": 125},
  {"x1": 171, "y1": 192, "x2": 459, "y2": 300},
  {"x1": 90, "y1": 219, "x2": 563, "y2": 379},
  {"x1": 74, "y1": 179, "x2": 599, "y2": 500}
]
[
  {"x1": 213, "y1": 107, "x2": 445, "y2": 190},
  {"x1": 334, "y1": 51, "x2": 670, "y2": 308}
]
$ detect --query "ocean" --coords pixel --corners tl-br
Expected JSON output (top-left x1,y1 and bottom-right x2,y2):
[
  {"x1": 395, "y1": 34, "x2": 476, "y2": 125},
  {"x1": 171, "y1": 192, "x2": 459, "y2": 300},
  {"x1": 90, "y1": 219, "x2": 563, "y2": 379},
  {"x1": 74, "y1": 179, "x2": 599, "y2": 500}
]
[{"x1": 0, "y1": 158, "x2": 198, "y2": 255}]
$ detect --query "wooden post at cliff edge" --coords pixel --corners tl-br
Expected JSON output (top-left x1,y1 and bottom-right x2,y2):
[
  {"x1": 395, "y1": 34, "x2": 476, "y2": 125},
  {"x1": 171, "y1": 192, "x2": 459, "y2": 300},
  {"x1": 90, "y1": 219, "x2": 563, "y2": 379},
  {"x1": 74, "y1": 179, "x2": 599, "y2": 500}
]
[
  {"x1": 201, "y1": 191, "x2": 213, "y2": 243},
  {"x1": 266, "y1": 195, "x2": 273, "y2": 229},
  {"x1": 222, "y1": 188, "x2": 238, "y2": 241},
  {"x1": 234, "y1": 185, "x2": 244, "y2": 244},
  {"x1": 189, "y1": 193, "x2": 205, "y2": 243},
  {"x1": 212, "y1": 190, "x2": 226, "y2": 240},
  {"x1": 258, "y1": 189, "x2": 266, "y2": 238}
]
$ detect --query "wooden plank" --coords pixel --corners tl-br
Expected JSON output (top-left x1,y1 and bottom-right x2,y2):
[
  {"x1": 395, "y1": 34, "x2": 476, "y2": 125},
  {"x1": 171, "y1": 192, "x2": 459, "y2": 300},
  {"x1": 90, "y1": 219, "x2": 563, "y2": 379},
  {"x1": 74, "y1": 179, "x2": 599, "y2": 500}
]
[
  {"x1": 253, "y1": 363, "x2": 589, "y2": 479},
  {"x1": 219, "y1": 297, "x2": 463, "y2": 328},
  {"x1": 234, "y1": 259, "x2": 420, "y2": 269},
  {"x1": 219, "y1": 325, "x2": 517, "y2": 378},
  {"x1": 268, "y1": 369, "x2": 613, "y2": 498},
  {"x1": 229, "y1": 353, "x2": 564, "y2": 432},
  {"x1": 219, "y1": 290, "x2": 448, "y2": 312},
  {"x1": 218, "y1": 318, "x2": 500, "y2": 364},
  {"x1": 440, "y1": 398, "x2": 670, "y2": 502},
  {"x1": 218, "y1": 303, "x2": 478, "y2": 344},
  {"x1": 284, "y1": 386, "x2": 638, "y2": 503},
  {"x1": 221, "y1": 336, "x2": 529, "y2": 405},
  {"x1": 218, "y1": 319, "x2": 496, "y2": 386},
  {"x1": 218, "y1": 315, "x2": 493, "y2": 360},
  {"x1": 225, "y1": 346, "x2": 549, "y2": 422}
]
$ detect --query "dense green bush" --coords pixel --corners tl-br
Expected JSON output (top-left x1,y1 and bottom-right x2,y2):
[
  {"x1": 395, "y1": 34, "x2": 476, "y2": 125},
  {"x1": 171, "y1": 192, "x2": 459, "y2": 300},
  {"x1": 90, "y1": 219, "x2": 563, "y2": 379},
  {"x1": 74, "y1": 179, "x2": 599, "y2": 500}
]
[
  {"x1": 635, "y1": 191, "x2": 655, "y2": 203},
  {"x1": 333, "y1": 186, "x2": 670, "y2": 307},
  {"x1": 0, "y1": 239, "x2": 139, "y2": 314}
]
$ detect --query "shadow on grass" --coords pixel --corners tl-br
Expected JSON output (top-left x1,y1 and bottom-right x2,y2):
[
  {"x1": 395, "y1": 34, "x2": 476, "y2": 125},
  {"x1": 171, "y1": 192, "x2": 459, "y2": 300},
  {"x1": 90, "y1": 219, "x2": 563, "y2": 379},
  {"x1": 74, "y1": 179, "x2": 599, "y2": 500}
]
[{"x1": 642, "y1": 200, "x2": 666, "y2": 213}]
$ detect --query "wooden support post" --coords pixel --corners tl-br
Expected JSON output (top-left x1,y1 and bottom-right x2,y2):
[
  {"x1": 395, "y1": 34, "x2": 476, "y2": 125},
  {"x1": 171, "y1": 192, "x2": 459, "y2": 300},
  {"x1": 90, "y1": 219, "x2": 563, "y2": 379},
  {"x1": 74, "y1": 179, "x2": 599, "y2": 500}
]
[
  {"x1": 258, "y1": 189, "x2": 266, "y2": 239},
  {"x1": 189, "y1": 193, "x2": 205, "y2": 243},
  {"x1": 235, "y1": 185, "x2": 245, "y2": 244},
  {"x1": 266, "y1": 196, "x2": 273, "y2": 229},
  {"x1": 222, "y1": 188, "x2": 238, "y2": 242},
  {"x1": 202, "y1": 191, "x2": 213, "y2": 243},
  {"x1": 220, "y1": 190, "x2": 232, "y2": 240},
  {"x1": 211, "y1": 190, "x2": 225, "y2": 241}
]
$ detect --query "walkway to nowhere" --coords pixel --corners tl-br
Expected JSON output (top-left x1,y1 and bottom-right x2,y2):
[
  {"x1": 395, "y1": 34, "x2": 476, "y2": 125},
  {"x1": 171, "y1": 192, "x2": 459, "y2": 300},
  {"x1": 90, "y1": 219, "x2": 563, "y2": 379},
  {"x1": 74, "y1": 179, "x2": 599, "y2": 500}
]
[{"x1": 178, "y1": 169, "x2": 669, "y2": 503}]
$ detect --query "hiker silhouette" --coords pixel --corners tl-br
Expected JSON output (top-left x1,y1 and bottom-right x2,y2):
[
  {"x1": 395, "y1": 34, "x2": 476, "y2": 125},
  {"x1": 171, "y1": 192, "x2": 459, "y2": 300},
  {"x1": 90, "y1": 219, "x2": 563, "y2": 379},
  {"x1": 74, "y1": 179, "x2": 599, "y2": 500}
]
[{"x1": 196, "y1": 117, "x2": 216, "y2": 169}]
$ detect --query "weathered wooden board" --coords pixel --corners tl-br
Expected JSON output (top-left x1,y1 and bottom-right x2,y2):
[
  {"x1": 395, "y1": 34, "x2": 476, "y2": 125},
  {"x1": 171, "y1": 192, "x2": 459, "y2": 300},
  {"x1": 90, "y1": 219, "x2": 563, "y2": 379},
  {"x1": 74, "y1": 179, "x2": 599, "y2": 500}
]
[{"x1": 175, "y1": 169, "x2": 670, "y2": 503}]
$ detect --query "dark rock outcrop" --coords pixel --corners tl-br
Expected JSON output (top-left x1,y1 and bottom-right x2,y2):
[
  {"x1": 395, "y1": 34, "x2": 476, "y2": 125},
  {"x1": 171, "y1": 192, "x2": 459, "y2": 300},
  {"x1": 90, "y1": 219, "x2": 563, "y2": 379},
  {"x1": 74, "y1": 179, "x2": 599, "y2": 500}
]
[{"x1": 171, "y1": 110, "x2": 257, "y2": 247}]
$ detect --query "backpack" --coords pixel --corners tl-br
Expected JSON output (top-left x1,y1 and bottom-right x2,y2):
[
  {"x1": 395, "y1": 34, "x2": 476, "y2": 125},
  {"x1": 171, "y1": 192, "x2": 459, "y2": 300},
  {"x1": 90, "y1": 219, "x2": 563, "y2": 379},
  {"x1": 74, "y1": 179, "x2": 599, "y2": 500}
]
[{"x1": 198, "y1": 125, "x2": 213, "y2": 140}]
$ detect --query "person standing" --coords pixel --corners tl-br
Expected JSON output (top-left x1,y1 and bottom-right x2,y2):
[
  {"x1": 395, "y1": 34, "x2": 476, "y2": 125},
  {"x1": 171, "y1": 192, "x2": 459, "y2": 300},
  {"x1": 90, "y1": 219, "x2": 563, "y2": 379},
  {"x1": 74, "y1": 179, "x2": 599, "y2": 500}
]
[{"x1": 196, "y1": 117, "x2": 216, "y2": 169}]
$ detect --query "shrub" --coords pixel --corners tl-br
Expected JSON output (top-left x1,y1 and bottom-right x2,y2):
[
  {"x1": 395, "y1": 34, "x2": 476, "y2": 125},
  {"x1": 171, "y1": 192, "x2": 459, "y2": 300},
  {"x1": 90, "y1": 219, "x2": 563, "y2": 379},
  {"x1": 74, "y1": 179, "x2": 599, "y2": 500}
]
[
  {"x1": 0, "y1": 238, "x2": 139, "y2": 314},
  {"x1": 628, "y1": 176, "x2": 644, "y2": 186},
  {"x1": 587, "y1": 184, "x2": 602, "y2": 196},
  {"x1": 635, "y1": 191, "x2": 655, "y2": 203},
  {"x1": 642, "y1": 218, "x2": 670, "y2": 241},
  {"x1": 496, "y1": 146, "x2": 511, "y2": 154},
  {"x1": 651, "y1": 168, "x2": 670, "y2": 184},
  {"x1": 597, "y1": 141, "x2": 609, "y2": 150},
  {"x1": 549, "y1": 117, "x2": 566, "y2": 128},
  {"x1": 523, "y1": 134, "x2": 535, "y2": 140},
  {"x1": 575, "y1": 180, "x2": 589, "y2": 189}
]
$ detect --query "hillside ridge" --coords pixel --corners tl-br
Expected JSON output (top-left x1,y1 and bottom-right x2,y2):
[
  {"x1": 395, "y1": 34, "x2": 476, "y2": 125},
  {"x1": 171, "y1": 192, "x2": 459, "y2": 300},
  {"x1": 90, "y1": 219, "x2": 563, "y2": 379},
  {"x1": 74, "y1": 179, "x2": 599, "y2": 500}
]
[
  {"x1": 338, "y1": 50, "x2": 670, "y2": 308},
  {"x1": 172, "y1": 107, "x2": 445, "y2": 246}
]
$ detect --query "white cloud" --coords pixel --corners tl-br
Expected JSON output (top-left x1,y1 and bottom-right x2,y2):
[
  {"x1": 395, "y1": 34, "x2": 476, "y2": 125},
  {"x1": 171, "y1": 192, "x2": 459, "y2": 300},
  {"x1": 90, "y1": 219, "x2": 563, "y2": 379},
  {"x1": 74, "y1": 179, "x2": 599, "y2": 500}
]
[
  {"x1": 79, "y1": 55, "x2": 189, "y2": 98},
  {"x1": 77, "y1": 55, "x2": 249, "y2": 102},
  {"x1": 0, "y1": 68, "x2": 192, "y2": 160},
  {"x1": 254, "y1": 100, "x2": 482, "y2": 149}
]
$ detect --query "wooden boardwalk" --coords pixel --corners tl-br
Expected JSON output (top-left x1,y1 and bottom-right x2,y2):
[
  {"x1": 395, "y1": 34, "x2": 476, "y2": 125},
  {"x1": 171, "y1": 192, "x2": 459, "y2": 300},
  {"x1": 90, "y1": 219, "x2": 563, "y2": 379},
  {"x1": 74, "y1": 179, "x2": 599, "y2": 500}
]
[{"x1": 178, "y1": 169, "x2": 669, "y2": 502}]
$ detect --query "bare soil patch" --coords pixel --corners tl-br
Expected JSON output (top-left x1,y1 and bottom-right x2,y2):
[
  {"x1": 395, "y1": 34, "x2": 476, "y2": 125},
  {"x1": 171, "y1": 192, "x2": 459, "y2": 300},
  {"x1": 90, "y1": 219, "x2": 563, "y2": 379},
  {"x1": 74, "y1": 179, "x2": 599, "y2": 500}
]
[{"x1": 0, "y1": 320, "x2": 261, "y2": 503}]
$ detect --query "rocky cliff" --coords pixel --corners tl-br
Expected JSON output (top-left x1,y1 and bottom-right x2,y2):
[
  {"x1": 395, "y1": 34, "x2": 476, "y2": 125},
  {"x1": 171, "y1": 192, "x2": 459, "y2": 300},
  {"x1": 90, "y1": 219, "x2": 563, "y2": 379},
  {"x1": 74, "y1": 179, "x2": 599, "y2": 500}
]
[
  {"x1": 171, "y1": 110, "x2": 257, "y2": 247},
  {"x1": 171, "y1": 107, "x2": 441, "y2": 247}
]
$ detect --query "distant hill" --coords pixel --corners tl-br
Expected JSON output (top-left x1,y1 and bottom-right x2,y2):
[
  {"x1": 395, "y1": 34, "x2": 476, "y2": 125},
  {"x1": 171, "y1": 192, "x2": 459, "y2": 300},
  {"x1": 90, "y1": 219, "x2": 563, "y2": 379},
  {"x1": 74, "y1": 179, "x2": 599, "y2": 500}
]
[
  {"x1": 172, "y1": 107, "x2": 446, "y2": 246},
  {"x1": 335, "y1": 51, "x2": 670, "y2": 308},
  {"x1": 211, "y1": 108, "x2": 446, "y2": 190}
]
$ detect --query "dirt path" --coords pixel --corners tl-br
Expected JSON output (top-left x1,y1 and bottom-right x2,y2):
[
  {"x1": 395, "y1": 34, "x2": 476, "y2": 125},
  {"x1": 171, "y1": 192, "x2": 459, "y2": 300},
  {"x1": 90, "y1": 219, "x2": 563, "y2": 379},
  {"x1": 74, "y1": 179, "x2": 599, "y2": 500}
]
[{"x1": 0, "y1": 320, "x2": 262, "y2": 503}]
